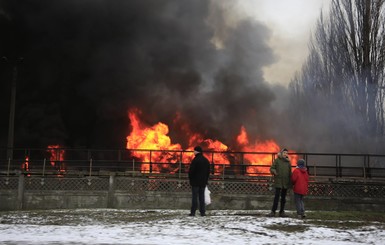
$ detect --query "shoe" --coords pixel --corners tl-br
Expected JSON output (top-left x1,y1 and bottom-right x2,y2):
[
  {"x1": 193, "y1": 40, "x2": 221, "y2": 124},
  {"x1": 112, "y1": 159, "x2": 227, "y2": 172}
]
[
  {"x1": 279, "y1": 211, "x2": 288, "y2": 217},
  {"x1": 297, "y1": 214, "x2": 303, "y2": 219},
  {"x1": 301, "y1": 214, "x2": 306, "y2": 219},
  {"x1": 267, "y1": 211, "x2": 276, "y2": 217},
  {"x1": 188, "y1": 213, "x2": 195, "y2": 216},
  {"x1": 200, "y1": 213, "x2": 206, "y2": 217}
]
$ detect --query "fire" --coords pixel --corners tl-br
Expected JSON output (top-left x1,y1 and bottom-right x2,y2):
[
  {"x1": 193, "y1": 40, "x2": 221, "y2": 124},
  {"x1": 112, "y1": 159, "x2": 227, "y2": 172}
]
[
  {"x1": 236, "y1": 126, "x2": 298, "y2": 175},
  {"x1": 201, "y1": 139, "x2": 230, "y2": 174},
  {"x1": 22, "y1": 156, "x2": 29, "y2": 172},
  {"x1": 47, "y1": 145, "x2": 66, "y2": 173},
  {"x1": 126, "y1": 109, "x2": 183, "y2": 173},
  {"x1": 236, "y1": 126, "x2": 280, "y2": 175},
  {"x1": 126, "y1": 109, "x2": 232, "y2": 173},
  {"x1": 172, "y1": 112, "x2": 230, "y2": 165},
  {"x1": 126, "y1": 109, "x2": 297, "y2": 176}
]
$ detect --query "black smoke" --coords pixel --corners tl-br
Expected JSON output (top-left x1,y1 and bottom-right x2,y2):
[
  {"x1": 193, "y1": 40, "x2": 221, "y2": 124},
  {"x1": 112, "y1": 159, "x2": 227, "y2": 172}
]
[
  {"x1": 0, "y1": 0, "x2": 280, "y2": 150},
  {"x1": 0, "y1": 0, "x2": 382, "y2": 154}
]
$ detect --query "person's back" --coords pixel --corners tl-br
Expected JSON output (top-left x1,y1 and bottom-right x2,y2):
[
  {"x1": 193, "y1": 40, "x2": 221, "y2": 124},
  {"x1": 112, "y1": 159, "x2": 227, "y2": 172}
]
[
  {"x1": 291, "y1": 159, "x2": 309, "y2": 218},
  {"x1": 188, "y1": 146, "x2": 210, "y2": 216},
  {"x1": 292, "y1": 166, "x2": 309, "y2": 195},
  {"x1": 270, "y1": 151, "x2": 292, "y2": 189},
  {"x1": 189, "y1": 153, "x2": 210, "y2": 187}
]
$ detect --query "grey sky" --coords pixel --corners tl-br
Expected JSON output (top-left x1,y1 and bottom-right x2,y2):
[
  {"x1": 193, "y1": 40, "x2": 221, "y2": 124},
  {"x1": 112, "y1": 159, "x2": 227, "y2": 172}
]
[{"x1": 225, "y1": 0, "x2": 330, "y2": 85}]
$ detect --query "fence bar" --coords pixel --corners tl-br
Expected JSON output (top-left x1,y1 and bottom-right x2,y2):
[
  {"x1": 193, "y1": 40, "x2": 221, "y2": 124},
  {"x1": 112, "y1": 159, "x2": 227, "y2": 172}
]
[
  {"x1": 335, "y1": 155, "x2": 338, "y2": 177},
  {"x1": 89, "y1": 158, "x2": 93, "y2": 177},
  {"x1": 7, "y1": 158, "x2": 10, "y2": 176},
  {"x1": 132, "y1": 159, "x2": 135, "y2": 177},
  {"x1": 42, "y1": 158, "x2": 46, "y2": 176},
  {"x1": 179, "y1": 151, "x2": 182, "y2": 179},
  {"x1": 149, "y1": 151, "x2": 152, "y2": 173}
]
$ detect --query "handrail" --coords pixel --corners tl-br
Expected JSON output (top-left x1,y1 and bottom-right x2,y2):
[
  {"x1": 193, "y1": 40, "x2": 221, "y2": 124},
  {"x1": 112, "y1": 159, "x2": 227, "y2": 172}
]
[{"x1": 0, "y1": 148, "x2": 385, "y2": 180}]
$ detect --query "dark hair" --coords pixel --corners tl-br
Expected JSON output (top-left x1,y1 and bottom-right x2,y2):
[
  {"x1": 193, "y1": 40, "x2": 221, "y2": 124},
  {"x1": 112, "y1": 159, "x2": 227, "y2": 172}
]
[{"x1": 194, "y1": 146, "x2": 203, "y2": 153}]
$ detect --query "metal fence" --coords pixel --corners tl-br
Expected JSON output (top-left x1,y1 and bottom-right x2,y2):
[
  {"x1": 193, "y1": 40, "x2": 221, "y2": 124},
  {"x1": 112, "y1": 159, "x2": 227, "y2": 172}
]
[
  {"x1": 1, "y1": 175, "x2": 385, "y2": 199},
  {"x1": 1, "y1": 148, "x2": 385, "y2": 181}
]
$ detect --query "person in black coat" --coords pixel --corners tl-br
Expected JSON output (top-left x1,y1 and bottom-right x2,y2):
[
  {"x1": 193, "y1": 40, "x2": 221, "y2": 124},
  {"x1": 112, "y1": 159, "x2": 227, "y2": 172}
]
[{"x1": 188, "y1": 146, "x2": 210, "y2": 216}]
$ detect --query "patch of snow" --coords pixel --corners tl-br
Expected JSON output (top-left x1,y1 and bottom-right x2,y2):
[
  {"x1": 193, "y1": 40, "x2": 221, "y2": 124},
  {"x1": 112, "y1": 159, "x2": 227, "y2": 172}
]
[{"x1": 0, "y1": 209, "x2": 384, "y2": 244}]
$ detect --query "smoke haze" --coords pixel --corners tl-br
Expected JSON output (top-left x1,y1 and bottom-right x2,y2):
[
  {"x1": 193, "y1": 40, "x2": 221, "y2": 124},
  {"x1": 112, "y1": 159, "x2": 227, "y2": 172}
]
[{"x1": 0, "y1": 0, "x2": 382, "y2": 154}]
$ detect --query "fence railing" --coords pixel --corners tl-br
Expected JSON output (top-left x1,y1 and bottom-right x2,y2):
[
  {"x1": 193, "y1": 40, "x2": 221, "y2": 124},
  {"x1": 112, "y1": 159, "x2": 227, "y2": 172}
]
[{"x1": 1, "y1": 148, "x2": 385, "y2": 181}]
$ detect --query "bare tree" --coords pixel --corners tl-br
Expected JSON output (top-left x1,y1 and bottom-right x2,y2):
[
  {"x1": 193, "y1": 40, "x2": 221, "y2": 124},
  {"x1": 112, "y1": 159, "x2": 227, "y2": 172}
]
[{"x1": 291, "y1": 0, "x2": 385, "y2": 148}]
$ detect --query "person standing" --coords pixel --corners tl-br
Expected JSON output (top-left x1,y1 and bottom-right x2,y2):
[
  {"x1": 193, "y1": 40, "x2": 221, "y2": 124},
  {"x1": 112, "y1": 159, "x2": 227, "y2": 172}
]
[
  {"x1": 188, "y1": 146, "x2": 210, "y2": 216},
  {"x1": 268, "y1": 148, "x2": 292, "y2": 217},
  {"x1": 291, "y1": 159, "x2": 309, "y2": 219}
]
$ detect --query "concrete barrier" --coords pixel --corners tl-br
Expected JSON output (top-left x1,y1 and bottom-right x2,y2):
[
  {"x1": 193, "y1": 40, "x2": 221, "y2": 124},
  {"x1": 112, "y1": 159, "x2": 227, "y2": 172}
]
[{"x1": 0, "y1": 174, "x2": 384, "y2": 211}]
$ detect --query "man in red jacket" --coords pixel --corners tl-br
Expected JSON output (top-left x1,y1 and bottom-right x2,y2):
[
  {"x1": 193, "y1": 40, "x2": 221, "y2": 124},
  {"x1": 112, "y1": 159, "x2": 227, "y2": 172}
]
[{"x1": 291, "y1": 159, "x2": 309, "y2": 219}]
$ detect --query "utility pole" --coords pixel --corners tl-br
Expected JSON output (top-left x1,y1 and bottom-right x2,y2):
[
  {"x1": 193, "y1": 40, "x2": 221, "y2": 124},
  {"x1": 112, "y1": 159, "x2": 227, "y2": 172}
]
[{"x1": 3, "y1": 57, "x2": 23, "y2": 161}]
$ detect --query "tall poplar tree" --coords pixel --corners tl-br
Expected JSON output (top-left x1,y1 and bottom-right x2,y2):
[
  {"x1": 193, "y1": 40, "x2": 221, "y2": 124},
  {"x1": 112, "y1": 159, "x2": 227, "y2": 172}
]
[{"x1": 291, "y1": 0, "x2": 385, "y2": 150}]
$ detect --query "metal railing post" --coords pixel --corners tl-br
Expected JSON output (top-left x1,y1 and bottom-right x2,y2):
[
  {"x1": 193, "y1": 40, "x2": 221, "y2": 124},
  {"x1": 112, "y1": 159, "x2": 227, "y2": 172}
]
[
  {"x1": 335, "y1": 155, "x2": 339, "y2": 177},
  {"x1": 42, "y1": 158, "x2": 46, "y2": 176},
  {"x1": 89, "y1": 158, "x2": 93, "y2": 177},
  {"x1": 241, "y1": 152, "x2": 245, "y2": 175},
  {"x1": 149, "y1": 151, "x2": 152, "y2": 173},
  {"x1": 7, "y1": 158, "x2": 11, "y2": 176},
  {"x1": 107, "y1": 173, "x2": 115, "y2": 208},
  {"x1": 132, "y1": 159, "x2": 135, "y2": 177},
  {"x1": 17, "y1": 172, "x2": 24, "y2": 210},
  {"x1": 179, "y1": 151, "x2": 183, "y2": 179}
]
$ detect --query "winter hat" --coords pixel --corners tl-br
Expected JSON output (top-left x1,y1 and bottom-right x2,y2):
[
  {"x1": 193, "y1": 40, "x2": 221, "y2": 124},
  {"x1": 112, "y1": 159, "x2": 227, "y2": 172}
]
[
  {"x1": 194, "y1": 146, "x2": 203, "y2": 153},
  {"x1": 281, "y1": 148, "x2": 288, "y2": 153},
  {"x1": 297, "y1": 159, "x2": 305, "y2": 168}
]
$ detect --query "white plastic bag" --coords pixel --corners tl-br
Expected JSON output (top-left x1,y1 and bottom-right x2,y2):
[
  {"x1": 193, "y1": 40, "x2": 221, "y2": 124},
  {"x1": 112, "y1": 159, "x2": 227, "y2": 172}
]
[{"x1": 204, "y1": 186, "x2": 211, "y2": 205}]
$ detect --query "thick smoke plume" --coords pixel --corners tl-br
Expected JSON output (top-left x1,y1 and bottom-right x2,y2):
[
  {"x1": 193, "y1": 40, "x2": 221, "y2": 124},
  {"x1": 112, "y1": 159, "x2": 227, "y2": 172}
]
[{"x1": 0, "y1": 0, "x2": 382, "y2": 154}]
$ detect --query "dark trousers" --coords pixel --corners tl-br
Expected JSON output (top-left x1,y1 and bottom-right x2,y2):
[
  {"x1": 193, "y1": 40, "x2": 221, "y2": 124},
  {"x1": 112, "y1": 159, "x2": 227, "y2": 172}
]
[
  {"x1": 294, "y1": 193, "x2": 305, "y2": 215},
  {"x1": 271, "y1": 188, "x2": 287, "y2": 213},
  {"x1": 190, "y1": 186, "x2": 205, "y2": 215}
]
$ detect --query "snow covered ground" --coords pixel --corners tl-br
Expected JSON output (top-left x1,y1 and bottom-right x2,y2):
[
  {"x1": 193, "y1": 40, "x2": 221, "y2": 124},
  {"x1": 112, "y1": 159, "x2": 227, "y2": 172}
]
[{"x1": 0, "y1": 209, "x2": 384, "y2": 245}]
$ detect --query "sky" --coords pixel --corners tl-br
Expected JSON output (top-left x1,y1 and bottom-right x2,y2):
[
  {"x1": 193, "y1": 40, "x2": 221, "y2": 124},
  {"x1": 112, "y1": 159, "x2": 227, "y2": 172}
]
[
  {"x1": 0, "y1": 209, "x2": 384, "y2": 245},
  {"x1": 235, "y1": 0, "x2": 331, "y2": 84}
]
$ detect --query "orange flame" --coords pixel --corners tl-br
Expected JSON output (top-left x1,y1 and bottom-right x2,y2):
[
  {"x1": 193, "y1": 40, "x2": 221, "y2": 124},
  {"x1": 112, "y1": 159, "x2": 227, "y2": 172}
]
[
  {"x1": 236, "y1": 126, "x2": 298, "y2": 175},
  {"x1": 22, "y1": 156, "x2": 29, "y2": 172},
  {"x1": 126, "y1": 109, "x2": 296, "y2": 176},
  {"x1": 126, "y1": 109, "x2": 183, "y2": 173},
  {"x1": 47, "y1": 145, "x2": 66, "y2": 173},
  {"x1": 236, "y1": 126, "x2": 279, "y2": 175}
]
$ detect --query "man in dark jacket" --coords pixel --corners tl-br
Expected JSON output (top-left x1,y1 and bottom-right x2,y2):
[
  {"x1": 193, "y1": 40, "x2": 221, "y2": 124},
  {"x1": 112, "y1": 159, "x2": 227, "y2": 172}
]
[
  {"x1": 268, "y1": 148, "x2": 292, "y2": 217},
  {"x1": 188, "y1": 146, "x2": 210, "y2": 216}
]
